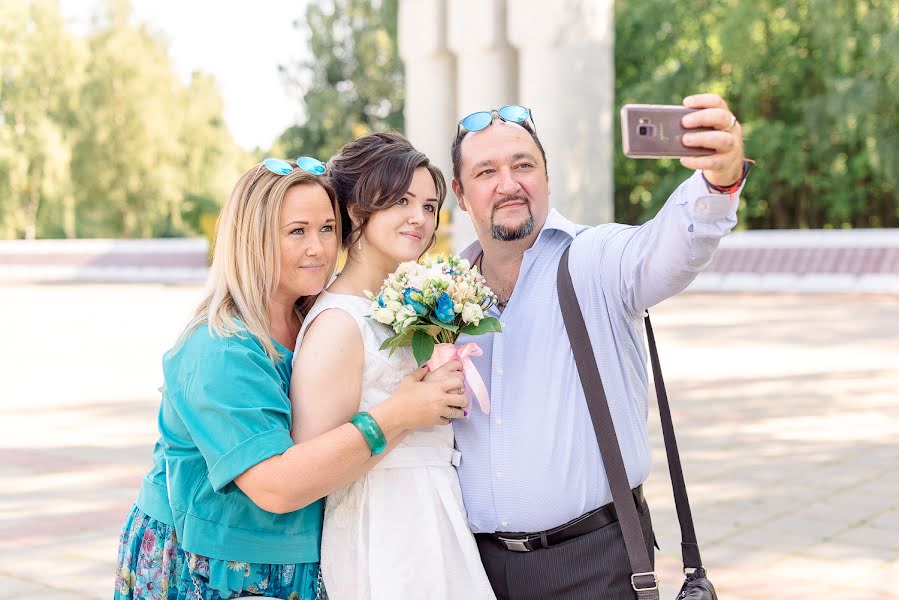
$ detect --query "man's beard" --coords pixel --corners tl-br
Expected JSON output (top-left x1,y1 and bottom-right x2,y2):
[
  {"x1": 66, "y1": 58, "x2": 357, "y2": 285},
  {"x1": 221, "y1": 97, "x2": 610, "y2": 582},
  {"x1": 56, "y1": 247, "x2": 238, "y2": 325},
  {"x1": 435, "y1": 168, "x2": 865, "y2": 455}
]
[{"x1": 490, "y1": 198, "x2": 535, "y2": 241}]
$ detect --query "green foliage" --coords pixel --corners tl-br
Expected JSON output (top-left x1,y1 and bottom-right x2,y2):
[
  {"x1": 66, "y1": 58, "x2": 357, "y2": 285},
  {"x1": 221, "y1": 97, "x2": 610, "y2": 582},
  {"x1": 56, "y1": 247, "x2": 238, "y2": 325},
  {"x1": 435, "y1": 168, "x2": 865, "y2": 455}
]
[
  {"x1": 614, "y1": 0, "x2": 899, "y2": 228},
  {"x1": 0, "y1": 0, "x2": 83, "y2": 239},
  {"x1": 4, "y1": 0, "x2": 896, "y2": 237},
  {"x1": 0, "y1": 0, "x2": 248, "y2": 239},
  {"x1": 273, "y1": 0, "x2": 404, "y2": 161},
  {"x1": 460, "y1": 317, "x2": 502, "y2": 337},
  {"x1": 411, "y1": 329, "x2": 436, "y2": 366},
  {"x1": 378, "y1": 327, "x2": 414, "y2": 355}
]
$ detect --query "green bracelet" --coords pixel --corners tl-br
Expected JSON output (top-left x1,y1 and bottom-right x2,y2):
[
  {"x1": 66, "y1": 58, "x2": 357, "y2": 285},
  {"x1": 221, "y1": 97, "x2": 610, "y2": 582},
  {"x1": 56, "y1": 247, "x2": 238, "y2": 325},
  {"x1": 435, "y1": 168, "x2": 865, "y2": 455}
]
[{"x1": 350, "y1": 411, "x2": 387, "y2": 456}]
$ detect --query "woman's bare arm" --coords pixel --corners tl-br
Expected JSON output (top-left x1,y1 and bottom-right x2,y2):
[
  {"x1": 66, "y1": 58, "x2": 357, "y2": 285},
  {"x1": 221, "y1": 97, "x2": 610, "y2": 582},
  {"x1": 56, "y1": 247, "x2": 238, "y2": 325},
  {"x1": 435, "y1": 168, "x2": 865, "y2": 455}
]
[{"x1": 233, "y1": 309, "x2": 466, "y2": 514}]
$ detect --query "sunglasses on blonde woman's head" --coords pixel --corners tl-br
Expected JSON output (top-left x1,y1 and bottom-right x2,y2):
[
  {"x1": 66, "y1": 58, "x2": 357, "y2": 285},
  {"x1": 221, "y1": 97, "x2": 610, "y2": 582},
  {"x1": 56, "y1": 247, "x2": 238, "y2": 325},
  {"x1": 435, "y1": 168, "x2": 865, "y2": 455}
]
[
  {"x1": 245, "y1": 156, "x2": 327, "y2": 199},
  {"x1": 256, "y1": 156, "x2": 327, "y2": 178},
  {"x1": 457, "y1": 104, "x2": 536, "y2": 136}
]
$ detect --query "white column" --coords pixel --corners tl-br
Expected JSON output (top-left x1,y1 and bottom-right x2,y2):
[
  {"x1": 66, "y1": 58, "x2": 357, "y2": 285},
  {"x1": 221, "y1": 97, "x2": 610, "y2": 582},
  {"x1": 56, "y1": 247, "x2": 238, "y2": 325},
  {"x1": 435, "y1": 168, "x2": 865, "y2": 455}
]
[
  {"x1": 447, "y1": 0, "x2": 518, "y2": 251},
  {"x1": 507, "y1": 0, "x2": 615, "y2": 225},
  {"x1": 398, "y1": 0, "x2": 456, "y2": 200}
]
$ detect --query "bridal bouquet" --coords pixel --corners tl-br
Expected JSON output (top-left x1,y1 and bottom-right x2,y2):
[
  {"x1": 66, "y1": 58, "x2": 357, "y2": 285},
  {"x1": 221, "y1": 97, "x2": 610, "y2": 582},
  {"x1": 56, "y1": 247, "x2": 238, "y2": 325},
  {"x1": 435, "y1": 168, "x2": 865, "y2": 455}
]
[{"x1": 365, "y1": 254, "x2": 501, "y2": 415}]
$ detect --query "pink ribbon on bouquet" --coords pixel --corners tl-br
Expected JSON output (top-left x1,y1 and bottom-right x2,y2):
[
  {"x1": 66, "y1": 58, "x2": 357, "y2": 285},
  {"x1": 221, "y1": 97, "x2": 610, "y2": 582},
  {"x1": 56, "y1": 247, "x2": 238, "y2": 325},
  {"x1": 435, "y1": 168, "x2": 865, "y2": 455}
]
[{"x1": 426, "y1": 342, "x2": 490, "y2": 416}]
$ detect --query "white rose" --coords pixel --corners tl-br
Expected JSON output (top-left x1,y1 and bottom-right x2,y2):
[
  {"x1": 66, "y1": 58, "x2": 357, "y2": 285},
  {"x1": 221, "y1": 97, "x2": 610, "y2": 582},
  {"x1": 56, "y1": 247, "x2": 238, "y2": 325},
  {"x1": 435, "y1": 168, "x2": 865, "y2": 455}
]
[
  {"x1": 386, "y1": 300, "x2": 404, "y2": 313},
  {"x1": 397, "y1": 262, "x2": 417, "y2": 276},
  {"x1": 452, "y1": 282, "x2": 471, "y2": 303},
  {"x1": 384, "y1": 287, "x2": 402, "y2": 302},
  {"x1": 407, "y1": 274, "x2": 428, "y2": 290},
  {"x1": 461, "y1": 303, "x2": 484, "y2": 325},
  {"x1": 372, "y1": 306, "x2": 396, "y2": 325}
]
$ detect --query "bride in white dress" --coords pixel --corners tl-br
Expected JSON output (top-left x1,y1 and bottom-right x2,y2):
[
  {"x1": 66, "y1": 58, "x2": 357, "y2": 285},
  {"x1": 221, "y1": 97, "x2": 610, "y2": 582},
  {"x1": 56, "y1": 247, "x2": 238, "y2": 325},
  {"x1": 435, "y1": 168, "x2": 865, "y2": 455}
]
[{"x1": 290, "y1": 132, "x2": 495, "y2": 600}]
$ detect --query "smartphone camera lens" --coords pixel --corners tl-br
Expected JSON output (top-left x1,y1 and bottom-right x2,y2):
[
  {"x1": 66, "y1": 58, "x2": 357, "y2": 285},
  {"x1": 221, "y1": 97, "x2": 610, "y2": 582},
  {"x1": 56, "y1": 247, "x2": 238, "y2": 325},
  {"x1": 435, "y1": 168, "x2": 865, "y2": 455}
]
[{"x1": 638, "y1": 124, "x2": 653, "y2": 136}]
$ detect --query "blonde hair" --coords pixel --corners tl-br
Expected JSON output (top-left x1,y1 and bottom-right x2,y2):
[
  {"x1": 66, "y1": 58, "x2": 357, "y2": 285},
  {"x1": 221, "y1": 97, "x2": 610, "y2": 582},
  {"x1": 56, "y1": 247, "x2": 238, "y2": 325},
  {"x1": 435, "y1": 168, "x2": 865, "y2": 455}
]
[{"x1": 180, "y1": 161, "x2": 342, "y2": 362}]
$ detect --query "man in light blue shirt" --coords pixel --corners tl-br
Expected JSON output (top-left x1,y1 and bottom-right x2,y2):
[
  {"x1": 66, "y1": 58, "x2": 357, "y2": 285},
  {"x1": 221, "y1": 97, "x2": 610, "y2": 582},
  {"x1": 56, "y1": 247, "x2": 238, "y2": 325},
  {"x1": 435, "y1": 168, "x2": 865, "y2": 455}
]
[{"x1": 451, "y1": 95, "x2": 747, "y2": 599}]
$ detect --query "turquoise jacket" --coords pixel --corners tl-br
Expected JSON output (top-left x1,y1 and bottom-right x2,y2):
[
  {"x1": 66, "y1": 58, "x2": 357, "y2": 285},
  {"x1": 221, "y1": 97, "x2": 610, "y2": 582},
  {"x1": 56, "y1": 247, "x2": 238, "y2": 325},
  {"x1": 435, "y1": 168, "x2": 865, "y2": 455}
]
[{"x1": 137, "y1": 324, "x2": 323, "y2": 564}]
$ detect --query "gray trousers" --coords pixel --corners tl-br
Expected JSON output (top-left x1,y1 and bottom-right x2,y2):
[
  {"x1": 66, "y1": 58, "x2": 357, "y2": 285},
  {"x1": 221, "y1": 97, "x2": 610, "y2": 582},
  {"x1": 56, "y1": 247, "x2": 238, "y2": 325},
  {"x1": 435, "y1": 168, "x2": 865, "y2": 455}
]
[{"x1": 475, "y1": 494, "x2": 656, "y2": 600}]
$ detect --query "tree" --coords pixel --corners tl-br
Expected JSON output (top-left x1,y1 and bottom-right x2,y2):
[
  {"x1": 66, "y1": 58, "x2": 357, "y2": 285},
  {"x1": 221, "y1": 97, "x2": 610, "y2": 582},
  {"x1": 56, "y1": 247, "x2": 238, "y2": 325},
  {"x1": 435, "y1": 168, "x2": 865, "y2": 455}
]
[
  {"x1": 614, "y1": 0, "x2": 899, "y2": 229},
  {"x1": 0, "y1": 0, "x2": 248, "y2": 240},
  {"x1": 71, "y1": 0, "x2": 186, "y2": 238},
  {"x1": 274, "y1": 0, "x2": 404, "y2": 161},
  {"x1": 69, "y1": 0, "x2": 247, "y2": 238},
  {"x1": 177, "y1": 72, "x2": 251, "y2": 237},
  {"x1": 0, "y1": 0, "x2": 84, "y2": 239}
]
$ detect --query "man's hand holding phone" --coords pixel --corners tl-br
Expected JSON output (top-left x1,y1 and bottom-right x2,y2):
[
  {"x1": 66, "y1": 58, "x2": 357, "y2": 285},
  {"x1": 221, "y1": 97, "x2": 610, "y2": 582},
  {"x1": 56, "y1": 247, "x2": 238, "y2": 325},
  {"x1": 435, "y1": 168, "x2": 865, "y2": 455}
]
[
  {"x1": 679, "y1": 93, "x2": 744, "y2": 187},
  {"x1": 621, "y1": 94, "x2": 745, "y2": 187}
]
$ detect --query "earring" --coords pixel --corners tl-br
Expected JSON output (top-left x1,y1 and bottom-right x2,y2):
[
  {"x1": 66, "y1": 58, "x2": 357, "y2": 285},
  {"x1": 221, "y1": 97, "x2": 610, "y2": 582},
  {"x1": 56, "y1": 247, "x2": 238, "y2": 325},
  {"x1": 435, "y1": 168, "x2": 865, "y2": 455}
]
[{"x1": 357, "y1": 237, "x2": 362, "y2": 251}]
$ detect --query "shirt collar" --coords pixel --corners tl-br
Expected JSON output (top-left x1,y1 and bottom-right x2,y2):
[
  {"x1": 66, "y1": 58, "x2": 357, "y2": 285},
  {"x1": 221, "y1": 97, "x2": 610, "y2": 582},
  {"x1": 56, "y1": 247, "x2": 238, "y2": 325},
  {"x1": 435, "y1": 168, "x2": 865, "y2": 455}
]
[{"x1": 459, "y1": 208, "x2": 579, "y2": 261}]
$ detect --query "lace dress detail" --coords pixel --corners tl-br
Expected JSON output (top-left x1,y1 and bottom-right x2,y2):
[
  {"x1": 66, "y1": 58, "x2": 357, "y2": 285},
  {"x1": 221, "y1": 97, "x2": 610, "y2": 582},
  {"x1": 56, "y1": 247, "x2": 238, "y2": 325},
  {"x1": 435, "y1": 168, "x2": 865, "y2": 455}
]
[{"x1": 295, "y1": 291, "x2": 495, "y2": 600}]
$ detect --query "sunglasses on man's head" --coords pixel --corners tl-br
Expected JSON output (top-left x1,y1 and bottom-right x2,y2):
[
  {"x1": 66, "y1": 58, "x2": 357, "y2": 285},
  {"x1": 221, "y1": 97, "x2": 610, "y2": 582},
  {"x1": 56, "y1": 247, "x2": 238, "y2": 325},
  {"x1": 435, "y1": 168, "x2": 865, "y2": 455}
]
[{"x1": 457, "y1": 104, "x2": 536, "y2": 135}]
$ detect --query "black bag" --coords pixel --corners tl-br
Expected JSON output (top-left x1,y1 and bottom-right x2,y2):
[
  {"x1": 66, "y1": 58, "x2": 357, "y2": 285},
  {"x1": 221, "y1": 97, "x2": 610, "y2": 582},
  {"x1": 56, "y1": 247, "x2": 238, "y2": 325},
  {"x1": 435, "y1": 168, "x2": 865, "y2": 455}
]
[
  {"x1": 556, "y1": 246, "x2": 718, "y2": 600},
  {"x1": 677, "y1": 567, "x2": 717, "y2": 599}
]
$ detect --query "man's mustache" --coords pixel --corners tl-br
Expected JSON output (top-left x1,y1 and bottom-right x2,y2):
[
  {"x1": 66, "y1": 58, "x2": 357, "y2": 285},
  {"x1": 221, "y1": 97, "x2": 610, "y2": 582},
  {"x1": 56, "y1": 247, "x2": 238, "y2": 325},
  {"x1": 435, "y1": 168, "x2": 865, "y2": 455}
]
[{"x1": 492, "y1": 195, "x2": 530, "y2": 211}]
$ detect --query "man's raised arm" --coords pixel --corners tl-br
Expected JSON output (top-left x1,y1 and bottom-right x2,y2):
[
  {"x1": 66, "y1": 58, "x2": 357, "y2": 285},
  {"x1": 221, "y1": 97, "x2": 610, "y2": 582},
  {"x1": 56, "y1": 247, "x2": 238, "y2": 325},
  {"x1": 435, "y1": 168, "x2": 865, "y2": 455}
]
[{"x1": 584, "y1": 94, "x2": 748, "y2": 315}]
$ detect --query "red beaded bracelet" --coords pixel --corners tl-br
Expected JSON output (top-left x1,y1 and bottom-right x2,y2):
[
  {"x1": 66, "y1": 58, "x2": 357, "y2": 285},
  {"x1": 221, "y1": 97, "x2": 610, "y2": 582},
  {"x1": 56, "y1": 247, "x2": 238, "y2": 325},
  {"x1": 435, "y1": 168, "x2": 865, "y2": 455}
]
[{"x1": 702, "y1": 159, "x2": 754, "y2": 203}]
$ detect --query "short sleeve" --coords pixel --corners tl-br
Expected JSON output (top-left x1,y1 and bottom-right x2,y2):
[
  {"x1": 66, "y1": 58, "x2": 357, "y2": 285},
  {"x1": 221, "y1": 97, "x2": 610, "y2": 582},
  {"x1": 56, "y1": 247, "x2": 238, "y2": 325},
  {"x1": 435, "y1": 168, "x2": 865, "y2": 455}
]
[{"x1": 175, "y1": 341, "x2": 295, "y2": 492}]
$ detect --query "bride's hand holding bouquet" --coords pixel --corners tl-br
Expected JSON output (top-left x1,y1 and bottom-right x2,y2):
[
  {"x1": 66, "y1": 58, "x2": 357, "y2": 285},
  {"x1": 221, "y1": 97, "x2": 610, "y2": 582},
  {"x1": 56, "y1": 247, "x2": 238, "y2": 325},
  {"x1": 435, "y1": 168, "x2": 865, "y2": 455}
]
[{"x1": 365, "y1": 254, "x2": 501, "y2": 416}]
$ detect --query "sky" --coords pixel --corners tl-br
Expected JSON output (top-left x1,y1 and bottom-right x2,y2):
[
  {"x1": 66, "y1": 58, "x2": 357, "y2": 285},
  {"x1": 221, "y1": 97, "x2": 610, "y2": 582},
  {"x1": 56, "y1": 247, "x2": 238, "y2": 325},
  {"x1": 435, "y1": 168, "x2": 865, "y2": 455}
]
[{"x1": 60, "y1": 1, "x2": 310, "y2": 150}]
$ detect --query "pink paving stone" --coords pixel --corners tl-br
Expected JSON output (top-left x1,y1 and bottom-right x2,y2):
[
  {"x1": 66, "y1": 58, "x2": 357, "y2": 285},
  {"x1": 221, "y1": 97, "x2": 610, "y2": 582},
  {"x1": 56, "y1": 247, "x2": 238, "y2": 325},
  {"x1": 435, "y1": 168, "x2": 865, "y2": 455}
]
[
  {"x1": 0, "y1": 505, "x2": 128, "y2": 542},
  {"x1": 0, "y1": 252, "x2": 207, "y2": 268},
  {"x1": 0, "y1": 449, "x2": 99, "y2": 472},
  {"x1": 862, "y1": 248, "x2": 891, "y2": 274},
  {"x1": 852, "y1": 248, "x2": 871, "y2": 273},
  {"x1": 807, "y1": 246, "x2": 828, "y2": 273},
  {"x1": 886, "y1": 248, "x2": 899, "y2": 273},
  {"x1": 780, "y1": 247, "x2": 800, "y2": 273},
  {"x1": 746, "y1": 247, "x2": 769, "y2": 273},
  {"x1": 833, "y1": 247, "x2": 853, "y2": 273}
]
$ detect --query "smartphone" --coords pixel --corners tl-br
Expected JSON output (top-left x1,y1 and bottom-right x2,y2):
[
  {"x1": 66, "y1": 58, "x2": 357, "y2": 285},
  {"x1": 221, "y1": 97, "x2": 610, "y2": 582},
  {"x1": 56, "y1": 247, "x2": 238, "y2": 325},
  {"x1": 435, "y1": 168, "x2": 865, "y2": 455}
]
[{"x1": 620, "y1": 104, "x2": 715, "y2": 158}]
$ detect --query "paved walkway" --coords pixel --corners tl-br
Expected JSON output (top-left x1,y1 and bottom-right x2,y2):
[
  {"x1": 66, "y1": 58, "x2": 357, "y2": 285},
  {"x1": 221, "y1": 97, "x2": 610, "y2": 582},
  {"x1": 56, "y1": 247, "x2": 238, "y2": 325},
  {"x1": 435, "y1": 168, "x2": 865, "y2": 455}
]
[{"x1": 1, "y1": 284, "x2": 897, "y2": 599}]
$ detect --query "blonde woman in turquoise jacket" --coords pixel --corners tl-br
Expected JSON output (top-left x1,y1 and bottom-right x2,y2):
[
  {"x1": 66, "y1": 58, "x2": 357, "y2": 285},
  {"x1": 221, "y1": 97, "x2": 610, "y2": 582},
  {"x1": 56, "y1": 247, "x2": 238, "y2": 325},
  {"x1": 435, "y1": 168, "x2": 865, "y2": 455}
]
[{"x1": 114, "y1": 158, "x2": 466, "y2": 600}]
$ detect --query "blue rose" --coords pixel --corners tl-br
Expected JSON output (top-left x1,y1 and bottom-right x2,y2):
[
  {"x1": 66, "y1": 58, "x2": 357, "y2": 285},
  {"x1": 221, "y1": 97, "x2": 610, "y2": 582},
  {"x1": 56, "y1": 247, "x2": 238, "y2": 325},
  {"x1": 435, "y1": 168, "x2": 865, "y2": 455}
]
[
  {"x1": 377, "y1": 293, "x2": 386, "y2": 308},
  {"x1": 403, "y1": 287, "x2": 429, "y2": 316},
  {"x1": 435, "y1": 292, "x2": 455, "y2": 323}
]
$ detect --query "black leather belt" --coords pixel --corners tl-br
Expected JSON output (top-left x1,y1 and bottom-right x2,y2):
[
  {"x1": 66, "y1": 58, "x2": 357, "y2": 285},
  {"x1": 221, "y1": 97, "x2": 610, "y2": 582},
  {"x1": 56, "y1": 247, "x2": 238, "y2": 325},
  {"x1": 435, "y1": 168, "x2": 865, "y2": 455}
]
[{"x1": 476, "y1": 486, "x2": 644, "y2": 552}]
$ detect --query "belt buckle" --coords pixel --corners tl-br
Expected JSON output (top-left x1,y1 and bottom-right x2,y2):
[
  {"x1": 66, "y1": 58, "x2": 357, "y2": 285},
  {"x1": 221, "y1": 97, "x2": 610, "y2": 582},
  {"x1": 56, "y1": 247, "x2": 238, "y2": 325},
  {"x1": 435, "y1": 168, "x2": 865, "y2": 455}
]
[{"x1": 497, "y1": 536, "x2": 532, "y2": 552}]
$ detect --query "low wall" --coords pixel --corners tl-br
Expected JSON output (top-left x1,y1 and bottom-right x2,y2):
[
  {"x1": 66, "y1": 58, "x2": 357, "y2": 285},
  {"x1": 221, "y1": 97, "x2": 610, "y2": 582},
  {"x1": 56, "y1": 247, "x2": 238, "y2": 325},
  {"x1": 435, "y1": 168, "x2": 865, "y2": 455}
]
[
  {"x1": 689, "y1": 229, "x2": 899, "y2": 294},
  {"x1": 0, "y1": 238, "x2": 209, "y2": 283},
  {"x1": 3, "y1": 230, "x2": 898, "y2": 293}
]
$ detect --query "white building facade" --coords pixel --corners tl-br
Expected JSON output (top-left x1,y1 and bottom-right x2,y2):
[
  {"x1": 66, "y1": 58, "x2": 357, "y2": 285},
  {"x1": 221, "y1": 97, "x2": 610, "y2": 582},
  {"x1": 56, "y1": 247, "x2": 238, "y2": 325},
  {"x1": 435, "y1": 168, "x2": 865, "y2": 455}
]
[{"x1": 398, "y1": 0, "x2": 615, "y2": 250}]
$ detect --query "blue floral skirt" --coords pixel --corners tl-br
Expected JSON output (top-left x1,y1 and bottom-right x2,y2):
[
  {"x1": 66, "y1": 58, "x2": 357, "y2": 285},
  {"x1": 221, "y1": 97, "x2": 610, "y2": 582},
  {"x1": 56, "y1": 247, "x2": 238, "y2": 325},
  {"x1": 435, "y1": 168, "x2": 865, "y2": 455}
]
[
  {"x1": 177, "y1": 552, "x2": 322, "y2": 600},
  {"x1": 115, "y1": 505, "x2": 183, "y2": 600},
  {"x1": 115, "y1": 505, "x2": 324, "y2": 600}
]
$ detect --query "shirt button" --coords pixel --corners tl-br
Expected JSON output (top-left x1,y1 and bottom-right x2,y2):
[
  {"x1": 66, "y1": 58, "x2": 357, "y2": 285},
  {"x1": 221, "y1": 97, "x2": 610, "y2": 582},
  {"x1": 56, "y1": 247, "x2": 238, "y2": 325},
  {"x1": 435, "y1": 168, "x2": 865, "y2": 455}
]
[
  {"x1": 497, "y1": 369, "x2": 505, "y2": 376},
  {"x1": 496, "y1": 472, "x2": 503, "y2": 479},
  {"x1": 501, "y1": 521, "x2": 509, "y2": 528},
  {"x1": 495, "y1": 418, "x2": 503, "y2": 425}
]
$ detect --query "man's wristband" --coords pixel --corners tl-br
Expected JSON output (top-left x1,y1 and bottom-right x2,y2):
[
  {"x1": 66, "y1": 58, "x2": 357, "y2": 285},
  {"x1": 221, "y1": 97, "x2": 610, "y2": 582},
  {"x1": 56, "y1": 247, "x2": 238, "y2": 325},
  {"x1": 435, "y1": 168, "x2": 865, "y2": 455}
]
[
  {"x1": 702, "y1": 158, "x2": 752, "y2": 194},
  {"x1": 350, "y1": 411, "x2": 387, "y2": 456}
]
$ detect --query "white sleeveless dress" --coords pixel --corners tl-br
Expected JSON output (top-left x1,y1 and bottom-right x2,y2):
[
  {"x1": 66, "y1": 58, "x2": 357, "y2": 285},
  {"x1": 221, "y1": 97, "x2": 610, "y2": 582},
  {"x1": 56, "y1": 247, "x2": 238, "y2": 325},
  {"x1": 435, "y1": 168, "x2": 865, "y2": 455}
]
[{"x1": 295, "y1": 291, "x2": 495, "y2": 600}]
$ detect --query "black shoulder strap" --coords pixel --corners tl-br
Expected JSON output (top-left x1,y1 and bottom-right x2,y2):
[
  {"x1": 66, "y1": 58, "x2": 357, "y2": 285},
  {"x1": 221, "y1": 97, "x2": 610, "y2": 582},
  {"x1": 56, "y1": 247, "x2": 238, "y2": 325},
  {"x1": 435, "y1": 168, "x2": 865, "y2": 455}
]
[{"x1": 556, "y1": 246, "x2": 703, "y2": 598}]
